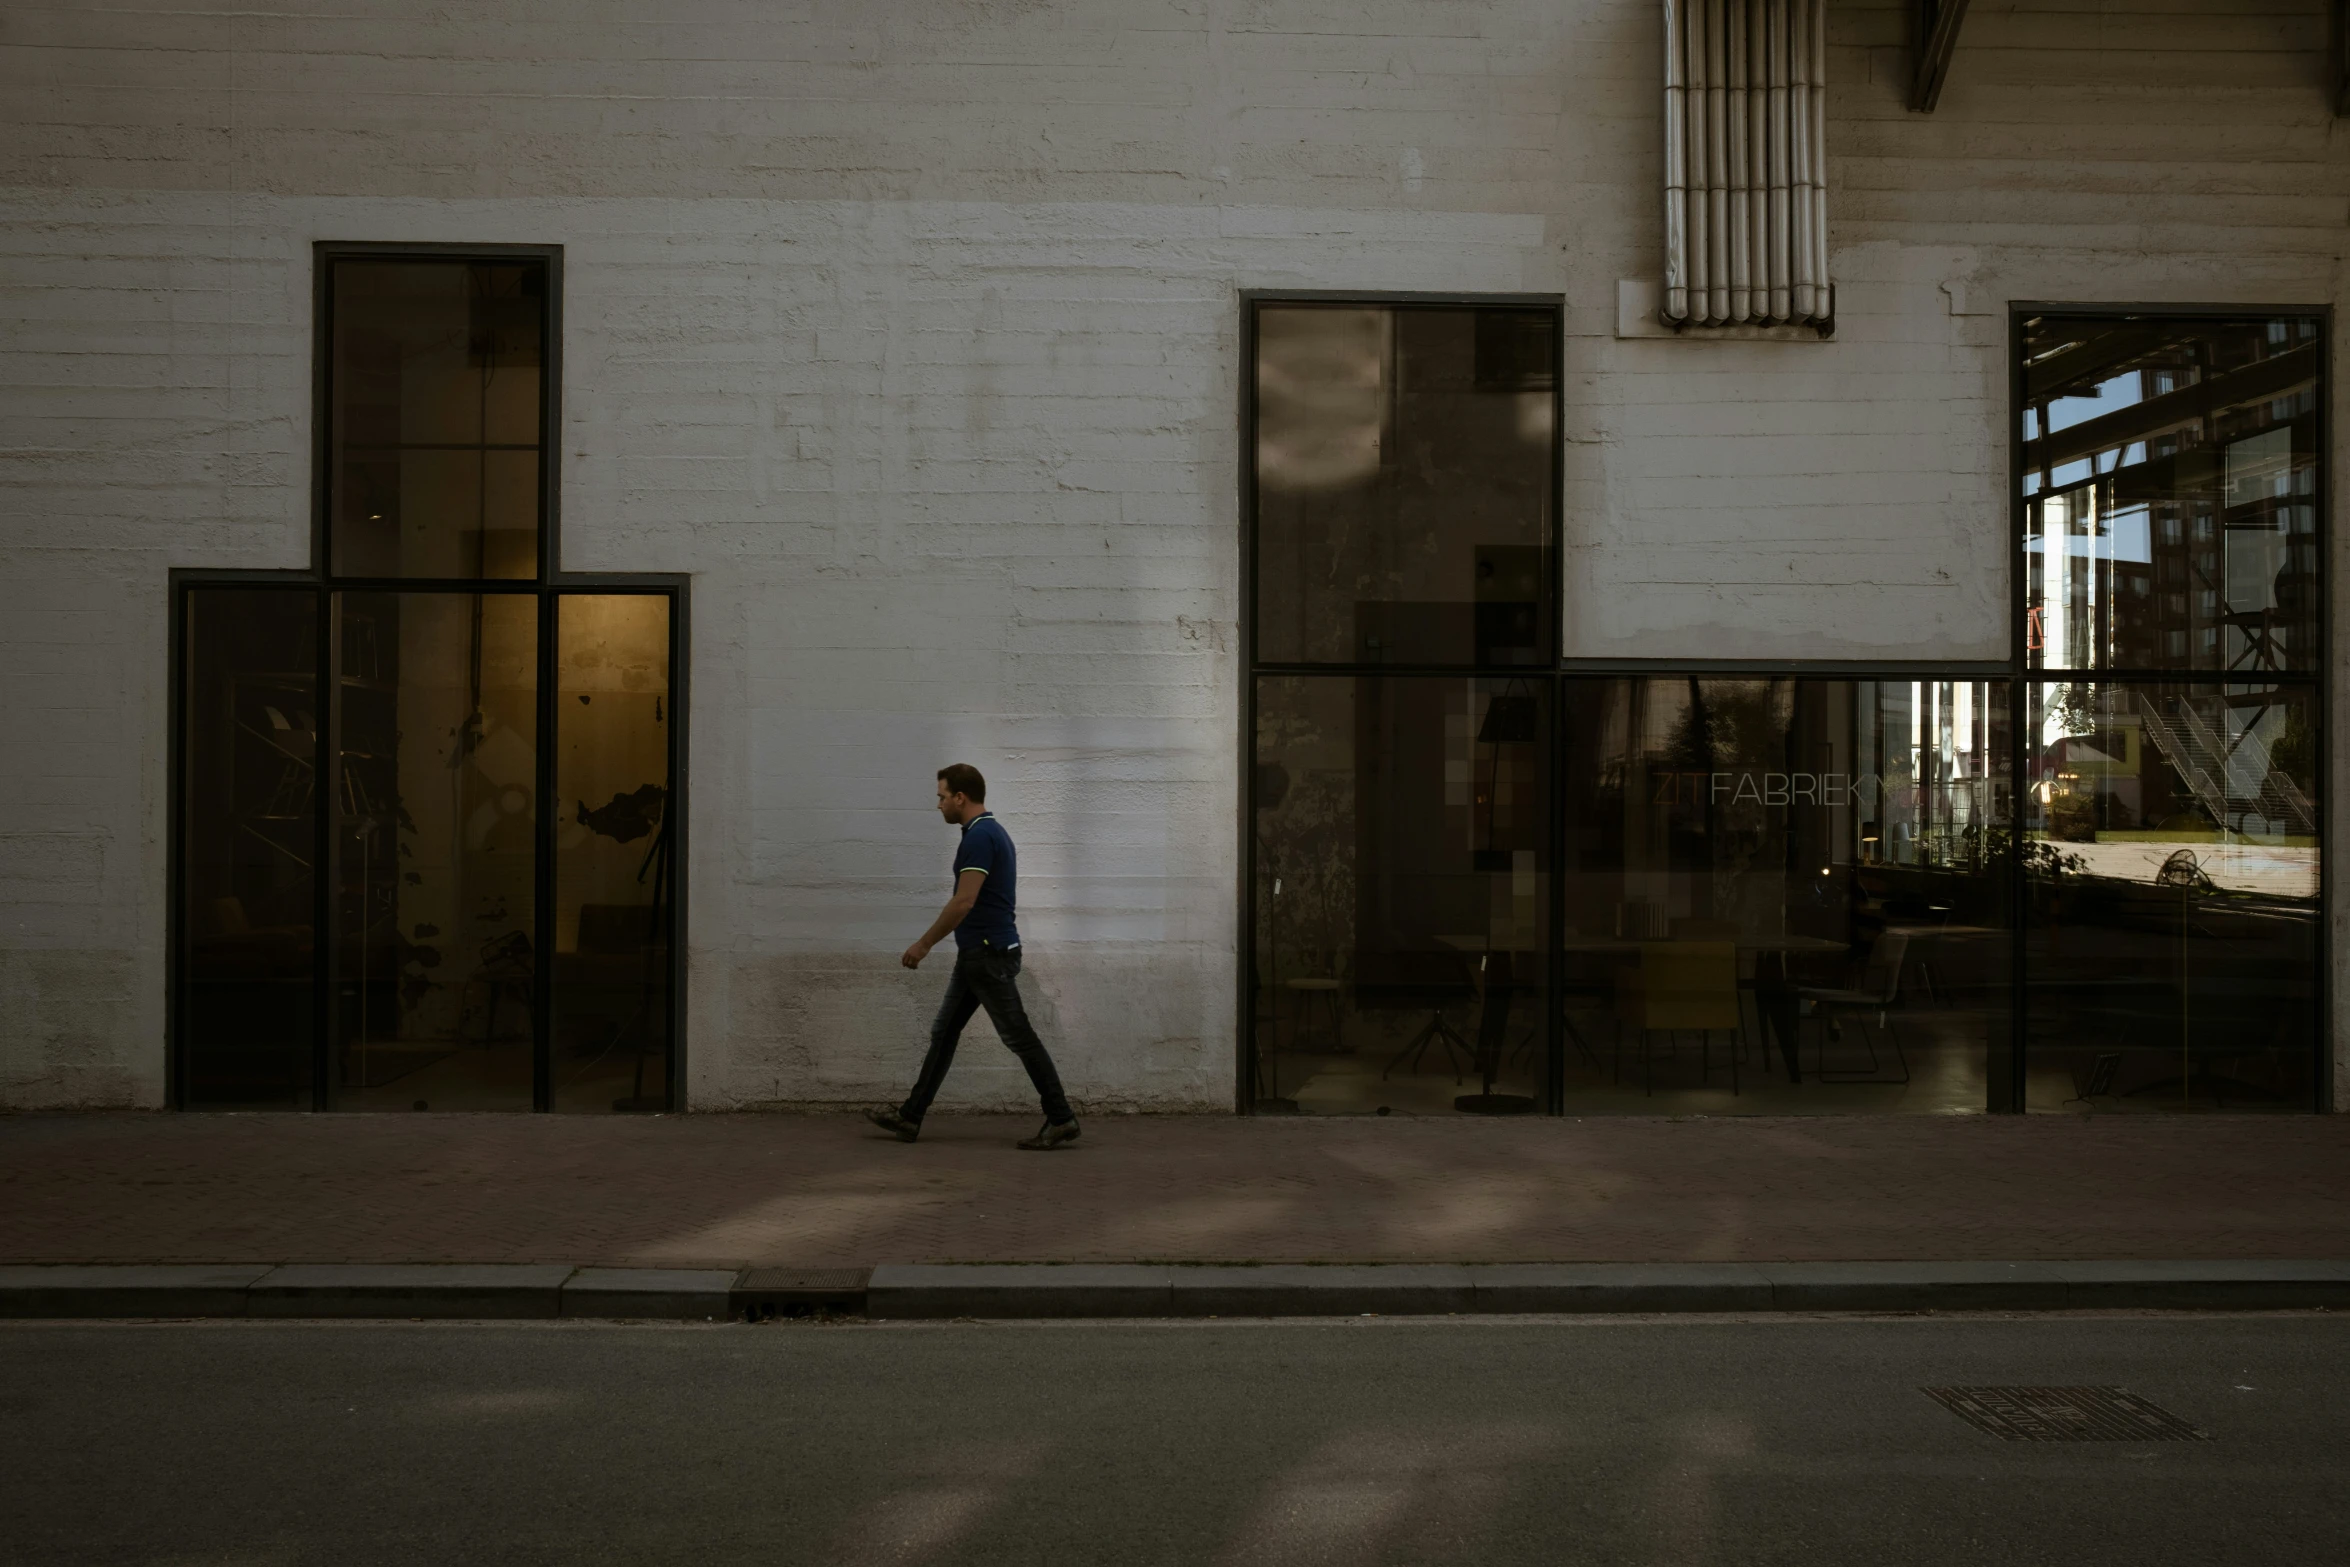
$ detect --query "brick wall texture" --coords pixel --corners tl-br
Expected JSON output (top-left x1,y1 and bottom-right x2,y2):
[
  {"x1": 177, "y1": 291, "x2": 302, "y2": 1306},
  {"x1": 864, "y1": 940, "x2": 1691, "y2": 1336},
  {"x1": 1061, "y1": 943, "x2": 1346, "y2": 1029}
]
[{"x1": 2, "y1": 1, "x2": 2346, "y2": 1107}]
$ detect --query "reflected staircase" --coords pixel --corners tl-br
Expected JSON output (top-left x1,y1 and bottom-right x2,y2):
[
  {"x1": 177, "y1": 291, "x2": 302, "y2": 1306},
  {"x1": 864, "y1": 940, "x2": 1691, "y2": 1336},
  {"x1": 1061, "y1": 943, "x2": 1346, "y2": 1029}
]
[{"x1": 2132, "y1": 691, "x2": 2314, "y2": 838}]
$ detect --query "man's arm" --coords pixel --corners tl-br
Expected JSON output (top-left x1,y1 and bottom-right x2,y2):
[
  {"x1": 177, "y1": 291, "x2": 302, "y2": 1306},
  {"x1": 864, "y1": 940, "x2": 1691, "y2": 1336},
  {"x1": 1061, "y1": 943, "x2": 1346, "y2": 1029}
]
[{"x1": 902, "y1": 869, "x2": 987, "y2": 968}]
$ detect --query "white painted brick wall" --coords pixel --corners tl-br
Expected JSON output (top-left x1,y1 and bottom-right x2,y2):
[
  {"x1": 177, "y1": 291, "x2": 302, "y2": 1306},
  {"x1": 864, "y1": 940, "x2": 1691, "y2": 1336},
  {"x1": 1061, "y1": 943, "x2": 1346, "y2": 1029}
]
[{"x1": 2, "y1": 1, "x2": 2346, "y2": 1107}]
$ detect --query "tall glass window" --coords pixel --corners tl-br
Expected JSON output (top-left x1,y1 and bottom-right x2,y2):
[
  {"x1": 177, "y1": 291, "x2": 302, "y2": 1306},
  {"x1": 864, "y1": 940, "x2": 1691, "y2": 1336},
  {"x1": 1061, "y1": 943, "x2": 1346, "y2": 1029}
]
[
  {"x1": 1254, "y1": 304, "x2": 1554, "y2": 667},
  {"x1": 329, "y1": 259, "x2": 544, "y2": 579},
  {"x1": 332, "y1": 592, "x2": 540, "y2": 1110},
  {"x1": 1248, "y1": 299, "x2": 1560, "y2": 1114},
  {"x1": 553, "y1": 595, "x2": 675, "y2": 1112},
  {"x1": 2018, "y1": 310, "x2": 2324, "y2": 1112},
  {"x1": 174, "y1": 248, "x2": 681, "y2": 1113},
  {"x1": 178, "y1": 589, "x2": 319, "y2": 1107}
]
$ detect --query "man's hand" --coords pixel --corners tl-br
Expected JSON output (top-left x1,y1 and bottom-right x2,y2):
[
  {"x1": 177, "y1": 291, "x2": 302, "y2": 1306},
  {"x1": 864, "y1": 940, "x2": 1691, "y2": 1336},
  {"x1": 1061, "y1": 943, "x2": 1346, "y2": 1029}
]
[{"x1": 904, "y1": 871, "x2": 984, "y2": 970}]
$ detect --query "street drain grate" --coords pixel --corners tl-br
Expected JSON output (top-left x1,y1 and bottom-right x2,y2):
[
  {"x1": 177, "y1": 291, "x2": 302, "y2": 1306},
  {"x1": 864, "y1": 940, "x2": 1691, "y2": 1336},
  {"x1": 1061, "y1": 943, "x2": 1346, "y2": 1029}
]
[
  {"x1": 733, "y1": 1267, "x2": 871, "y2": 1321},
  {"x1": 1923, "y1": 1386, "x2": 2209, "y2": 1443}
]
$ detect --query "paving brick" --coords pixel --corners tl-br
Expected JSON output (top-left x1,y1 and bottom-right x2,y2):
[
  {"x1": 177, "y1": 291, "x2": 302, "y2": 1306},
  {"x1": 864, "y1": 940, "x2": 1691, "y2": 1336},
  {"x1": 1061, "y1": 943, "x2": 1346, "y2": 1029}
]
[{"x1": 4, "y1": 1113, "x2": 2349, "y2": 1272}]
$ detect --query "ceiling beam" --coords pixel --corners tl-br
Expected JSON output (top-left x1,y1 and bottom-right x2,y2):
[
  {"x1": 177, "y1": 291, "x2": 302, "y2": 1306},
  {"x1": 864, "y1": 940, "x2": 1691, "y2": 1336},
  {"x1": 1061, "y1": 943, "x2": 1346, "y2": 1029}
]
[{"x1": 1909, "y1": 0, "x2": 1972, "y2": 113}]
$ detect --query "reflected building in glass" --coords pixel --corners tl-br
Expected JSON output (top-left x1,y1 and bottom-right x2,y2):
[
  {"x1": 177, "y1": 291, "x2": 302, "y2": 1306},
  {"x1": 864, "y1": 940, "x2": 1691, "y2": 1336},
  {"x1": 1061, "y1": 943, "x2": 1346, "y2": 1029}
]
[{"x1": 2023, "y1": 317, "x2": 2319, "y2": 677}]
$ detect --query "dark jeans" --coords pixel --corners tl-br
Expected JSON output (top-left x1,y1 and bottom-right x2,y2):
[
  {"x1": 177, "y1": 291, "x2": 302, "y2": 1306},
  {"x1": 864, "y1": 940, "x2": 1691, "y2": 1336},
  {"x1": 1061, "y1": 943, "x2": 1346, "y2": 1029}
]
[{"x1": 900, "y1": 945, "x2": 1074, "y2": 1125}]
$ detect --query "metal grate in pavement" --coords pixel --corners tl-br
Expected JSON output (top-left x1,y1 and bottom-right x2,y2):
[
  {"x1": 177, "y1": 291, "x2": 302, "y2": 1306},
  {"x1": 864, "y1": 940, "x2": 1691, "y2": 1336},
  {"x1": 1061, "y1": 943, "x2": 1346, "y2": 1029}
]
[
  {"x1": 733, "y1": 1267, "x2": 870, "y2": 1321},
  {"x1": 1923, "y1": 1386, "x2": 2209, "y2": 1442}
]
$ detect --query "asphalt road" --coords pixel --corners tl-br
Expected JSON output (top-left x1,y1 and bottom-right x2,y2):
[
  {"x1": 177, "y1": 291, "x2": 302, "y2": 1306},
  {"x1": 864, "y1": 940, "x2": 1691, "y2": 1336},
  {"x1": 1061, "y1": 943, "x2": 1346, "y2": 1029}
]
[{"x1": 3, "y1": 1314, "x2": 2345, "y2": 1565}]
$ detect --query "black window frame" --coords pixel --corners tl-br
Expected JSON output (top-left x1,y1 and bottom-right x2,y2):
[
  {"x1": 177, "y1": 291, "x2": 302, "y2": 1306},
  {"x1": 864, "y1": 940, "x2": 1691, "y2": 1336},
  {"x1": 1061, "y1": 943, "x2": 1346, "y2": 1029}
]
[{"x1": 168, "y1": 242, "x2": 690, "y2": 1112}]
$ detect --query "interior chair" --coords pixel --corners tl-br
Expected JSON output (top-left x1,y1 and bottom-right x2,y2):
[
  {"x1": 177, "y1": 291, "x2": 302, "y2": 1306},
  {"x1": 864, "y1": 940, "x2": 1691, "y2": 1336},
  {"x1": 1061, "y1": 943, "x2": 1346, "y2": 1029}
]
[
  {"x1": 1616, "y1": 942, "x2": 1741, "y2": 1096},
  {"x1": 1669, "y1": 918, "x2": 1758, "y2": 1069},
  {"x1": 1282, "y1": 976, "x2": 1348, "y2": 1055},
  {"x1": 1796, "y1": 932, "x2": 1912, "y2": 1084},
  {"x1": 1355, "y1": 949, "x2": 1477, "y2": 1085}
]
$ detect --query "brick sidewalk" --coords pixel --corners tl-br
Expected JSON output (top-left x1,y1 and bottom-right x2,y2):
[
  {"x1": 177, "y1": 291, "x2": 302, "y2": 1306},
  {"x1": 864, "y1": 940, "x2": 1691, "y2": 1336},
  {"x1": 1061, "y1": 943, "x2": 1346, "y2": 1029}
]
[{"x1": 4, "y1": 1111, "x2": 2348, "y2": 1269}]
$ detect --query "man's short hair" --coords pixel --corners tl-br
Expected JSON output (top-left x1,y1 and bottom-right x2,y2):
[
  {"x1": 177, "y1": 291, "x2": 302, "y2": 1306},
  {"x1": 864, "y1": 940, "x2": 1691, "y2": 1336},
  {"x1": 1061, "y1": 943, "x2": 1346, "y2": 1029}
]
[{"x1": 936, "y1": 763, "x2": 987, "y2": 802}]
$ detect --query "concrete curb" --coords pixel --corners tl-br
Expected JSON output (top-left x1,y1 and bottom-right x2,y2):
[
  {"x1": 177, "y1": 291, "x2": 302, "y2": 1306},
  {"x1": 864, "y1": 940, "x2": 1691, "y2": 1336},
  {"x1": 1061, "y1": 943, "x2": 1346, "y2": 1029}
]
[
  {"x1": 0, "y1": 1265, "x2": 275, "y2": 1319},
  {"x1": 3, "y1": 1261, "x2": 2349, "y2": 1320},
  {"x1": 862, "y1": 1260, "x2": 2350, "y2": 1318},
  {"x1": 565, "y1": 1268, "x2": 739, "y2": 1320},
  {"x1": 248, "y1": 1264, "x2": 575, "y2": 1319},
  {"x1": 0, "y1": 1264, "x2": 741, "y2": 1321}
]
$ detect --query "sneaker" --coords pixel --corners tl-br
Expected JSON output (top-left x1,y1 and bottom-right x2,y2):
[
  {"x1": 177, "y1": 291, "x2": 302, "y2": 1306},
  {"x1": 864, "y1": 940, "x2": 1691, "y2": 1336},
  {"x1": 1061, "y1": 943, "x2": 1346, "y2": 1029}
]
[
  {"x1": 866, "y1": 1107, "x2": 920, "y2": 1143},
  {"x1": 1016, "y1": 1118, "x2": 1081, "y2": 1151}
]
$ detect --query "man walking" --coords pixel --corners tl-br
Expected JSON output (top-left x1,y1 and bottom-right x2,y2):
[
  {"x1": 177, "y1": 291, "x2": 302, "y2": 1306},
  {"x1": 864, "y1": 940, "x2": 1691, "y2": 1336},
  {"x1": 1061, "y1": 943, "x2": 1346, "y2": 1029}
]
[{"x1": 867, "y1": 764, "x2": 1081, "y2": 1150}]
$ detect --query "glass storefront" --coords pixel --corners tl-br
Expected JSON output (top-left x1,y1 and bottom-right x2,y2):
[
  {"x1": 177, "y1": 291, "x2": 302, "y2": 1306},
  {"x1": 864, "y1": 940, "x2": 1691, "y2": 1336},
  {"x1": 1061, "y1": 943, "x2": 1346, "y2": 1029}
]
[
  {"x1": 1246, "y1": 299, "x2": 2325, "y2": 1115},
  {"x1": 1557, "y1": 678, "x2": 2012, "y2": 1113},
  {"x1": 173, "y1": 250, "x2": 681, "y2": 1112}
]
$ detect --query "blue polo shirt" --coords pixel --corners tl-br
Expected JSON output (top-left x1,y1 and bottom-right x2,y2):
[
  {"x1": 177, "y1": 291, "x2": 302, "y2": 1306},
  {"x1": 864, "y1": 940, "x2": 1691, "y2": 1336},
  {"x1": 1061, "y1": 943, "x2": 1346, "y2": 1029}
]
[{"x1": 952, "y1": 812, "x2": 1020, "y2": 951}]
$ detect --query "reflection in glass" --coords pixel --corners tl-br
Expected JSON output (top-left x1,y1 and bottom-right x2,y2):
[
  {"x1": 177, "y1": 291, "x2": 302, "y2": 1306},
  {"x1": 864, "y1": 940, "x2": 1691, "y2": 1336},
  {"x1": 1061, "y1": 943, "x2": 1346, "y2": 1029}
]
[
  {"x1": 332, "y1": 593, "x2": 538, "y2": 1109},
  {"x1": 2022, "y1": 314, "x2": 2320, "y2": 673},
  {"x1": 2023, "y1": 682, "x2": 2318, "y2": 1111},
  {"x1": 329, "y1": 259, "x2": 544, "y2": 579},
  {"x1": 1558, "y1": 679, "x2": 2011, "y2": 1113},
  {"x1": 1254, "y1": 305, "x2": 1555, "y2": 666},
  {"x1": 1254, "y1": 676, "x2": 1551, "y2": 1114},
  {"x1": 553, "y1": 596, "x2": 673, "y2": 1112},
  {"x1": 181, "y1": 589, "x2": 318, "y2": 1106}
]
